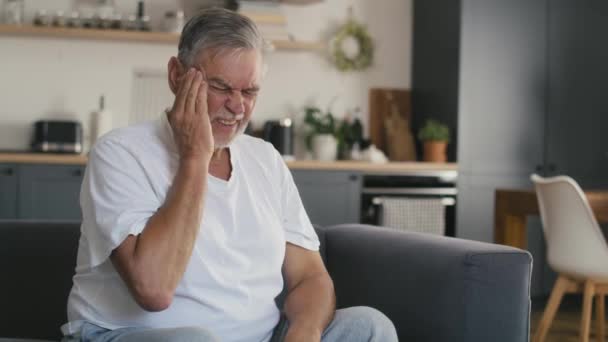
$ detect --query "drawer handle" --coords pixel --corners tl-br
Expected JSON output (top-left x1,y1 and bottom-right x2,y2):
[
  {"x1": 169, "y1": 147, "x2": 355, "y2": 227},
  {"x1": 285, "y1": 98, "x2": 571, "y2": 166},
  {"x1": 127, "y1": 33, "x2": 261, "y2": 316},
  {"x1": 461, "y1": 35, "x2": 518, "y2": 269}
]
[
  {"x1": 72, "y1": 169, "x2": 83, "y2": 177},
  {"x1": 1, "y1": 168, "x2": 14, "y2": 176}
]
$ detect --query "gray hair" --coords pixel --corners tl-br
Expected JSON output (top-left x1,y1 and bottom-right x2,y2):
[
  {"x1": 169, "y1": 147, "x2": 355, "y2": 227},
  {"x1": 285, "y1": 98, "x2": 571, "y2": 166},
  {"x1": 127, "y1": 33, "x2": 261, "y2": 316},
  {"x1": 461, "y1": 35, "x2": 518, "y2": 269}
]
[{"x1": 177, "y1": 8, "x2": 265, "y2": 67}]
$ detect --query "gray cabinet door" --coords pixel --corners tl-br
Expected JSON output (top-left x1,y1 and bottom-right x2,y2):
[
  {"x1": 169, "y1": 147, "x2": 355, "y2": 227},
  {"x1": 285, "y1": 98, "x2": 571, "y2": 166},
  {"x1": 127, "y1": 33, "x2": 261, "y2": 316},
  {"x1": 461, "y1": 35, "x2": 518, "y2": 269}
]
[
  {"x1": 291, "y1": 170, "x2": 362, "y2": 226},
  {"x1": 546, "y1": 0, "x2": 608, "y2": 187},
  {"x1": 0, "y1": 163, "x2": 18, "y2": 219},
  {"x1": 458, "y1": 0, "x2": 548, "y2": 241},
  {"x1": 458, "y1": 0, "x2": 547, "y2": 178},
  {"x1": 18, "y1": 164, "x2": 85, "y2": 221},
  {"x1": 458, "y1": 0, "x2": 549, "y2": 296}
]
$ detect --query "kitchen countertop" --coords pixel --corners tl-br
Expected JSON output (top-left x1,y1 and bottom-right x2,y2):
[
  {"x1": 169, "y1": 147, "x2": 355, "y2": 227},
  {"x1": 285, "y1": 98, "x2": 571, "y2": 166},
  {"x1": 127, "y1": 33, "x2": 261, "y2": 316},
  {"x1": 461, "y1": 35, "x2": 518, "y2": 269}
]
[
  {"x1": 286, "y1": 160, "x2": 457, "y2": 175},
  {"x1": 0, "y1": 153, "x2": 458, "y2": 175},
  {"x1": 0, "y1": 152, "x2": 88, "y2": 165}
]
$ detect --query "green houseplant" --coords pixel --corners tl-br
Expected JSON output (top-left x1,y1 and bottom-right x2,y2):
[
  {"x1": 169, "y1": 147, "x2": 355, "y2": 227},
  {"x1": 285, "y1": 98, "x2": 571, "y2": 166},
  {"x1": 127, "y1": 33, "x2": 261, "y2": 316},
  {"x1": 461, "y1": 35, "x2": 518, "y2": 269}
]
[
  {"x1": 303, "y1": 106, "x2": 338, "y2": 161},
  {"x1": 418, "y1": 119, "x2": 450, "y2": 162}
]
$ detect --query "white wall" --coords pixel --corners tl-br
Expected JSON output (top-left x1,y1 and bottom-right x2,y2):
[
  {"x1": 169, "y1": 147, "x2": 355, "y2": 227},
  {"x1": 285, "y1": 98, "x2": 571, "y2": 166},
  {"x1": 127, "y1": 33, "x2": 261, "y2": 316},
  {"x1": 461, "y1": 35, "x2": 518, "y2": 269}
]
[{"x1": 0, "y1": 0, "x2": 412, "y2": 152}]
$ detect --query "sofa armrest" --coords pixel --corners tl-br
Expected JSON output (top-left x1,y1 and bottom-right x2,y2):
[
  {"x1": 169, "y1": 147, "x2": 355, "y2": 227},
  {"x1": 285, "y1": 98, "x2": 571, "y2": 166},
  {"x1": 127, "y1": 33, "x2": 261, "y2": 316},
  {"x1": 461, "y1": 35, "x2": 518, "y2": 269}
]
[{"x1": 322, "y1": 224, "x2": 532, "y2": 342}]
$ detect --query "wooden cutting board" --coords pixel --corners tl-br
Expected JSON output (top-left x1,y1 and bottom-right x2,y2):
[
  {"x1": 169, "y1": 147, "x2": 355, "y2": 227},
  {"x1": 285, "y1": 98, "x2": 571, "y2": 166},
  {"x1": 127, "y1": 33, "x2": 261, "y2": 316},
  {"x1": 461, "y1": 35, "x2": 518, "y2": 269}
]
[{"x1": 368, "y1": 88, "x2": 415, "y2": 161}]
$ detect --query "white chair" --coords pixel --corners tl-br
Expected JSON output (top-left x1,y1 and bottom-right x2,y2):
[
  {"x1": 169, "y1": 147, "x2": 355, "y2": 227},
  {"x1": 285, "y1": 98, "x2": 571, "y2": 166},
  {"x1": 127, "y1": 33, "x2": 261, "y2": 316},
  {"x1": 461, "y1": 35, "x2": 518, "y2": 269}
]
[{"x1": 531, "y1": 174, "x2": 608, "y2": 342}]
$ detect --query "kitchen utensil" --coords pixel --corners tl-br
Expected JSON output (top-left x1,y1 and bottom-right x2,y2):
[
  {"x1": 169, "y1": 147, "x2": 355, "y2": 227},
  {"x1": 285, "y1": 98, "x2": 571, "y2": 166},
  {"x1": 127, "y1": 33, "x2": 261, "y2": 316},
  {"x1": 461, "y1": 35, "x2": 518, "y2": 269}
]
[{"x1": 263, "y1": 118, "x2": 294, "y2": 160}]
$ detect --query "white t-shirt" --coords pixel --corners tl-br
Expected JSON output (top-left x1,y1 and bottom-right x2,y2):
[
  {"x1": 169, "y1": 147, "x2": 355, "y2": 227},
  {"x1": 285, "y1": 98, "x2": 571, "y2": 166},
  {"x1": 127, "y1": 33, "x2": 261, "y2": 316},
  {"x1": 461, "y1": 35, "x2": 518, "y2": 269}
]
[{"x1": 62, "y1": 113, "x2": 320, "y2": 342}]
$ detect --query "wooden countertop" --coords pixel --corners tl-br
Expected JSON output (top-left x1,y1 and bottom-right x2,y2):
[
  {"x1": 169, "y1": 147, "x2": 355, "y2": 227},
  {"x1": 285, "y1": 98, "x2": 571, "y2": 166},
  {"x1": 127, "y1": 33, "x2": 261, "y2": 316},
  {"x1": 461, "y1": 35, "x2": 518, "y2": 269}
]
[
  {"x1": 0, "y1": 153, "x2": 457, "y2": 174},
  {"x1": 0, "y1": 152, "x2": 88, "y2": 165},
  {"x1": 286, "y1": 160, "x2": 458, "y2": 175}
]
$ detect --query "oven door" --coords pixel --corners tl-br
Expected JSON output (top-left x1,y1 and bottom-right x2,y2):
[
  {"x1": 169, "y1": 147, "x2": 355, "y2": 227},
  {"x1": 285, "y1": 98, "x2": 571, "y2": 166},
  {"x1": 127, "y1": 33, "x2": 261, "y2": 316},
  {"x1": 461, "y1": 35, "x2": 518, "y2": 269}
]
[{"x1": 361, "y1": 187, "x2": 457, "y2": 237}]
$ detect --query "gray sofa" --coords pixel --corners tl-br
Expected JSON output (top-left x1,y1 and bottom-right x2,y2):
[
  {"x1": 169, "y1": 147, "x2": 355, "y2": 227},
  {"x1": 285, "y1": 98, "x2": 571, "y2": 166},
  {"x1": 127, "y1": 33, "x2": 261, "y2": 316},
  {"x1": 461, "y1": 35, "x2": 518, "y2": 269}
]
[{"x1": 0, "y1": 221, "x2": 532, "y2": 341}]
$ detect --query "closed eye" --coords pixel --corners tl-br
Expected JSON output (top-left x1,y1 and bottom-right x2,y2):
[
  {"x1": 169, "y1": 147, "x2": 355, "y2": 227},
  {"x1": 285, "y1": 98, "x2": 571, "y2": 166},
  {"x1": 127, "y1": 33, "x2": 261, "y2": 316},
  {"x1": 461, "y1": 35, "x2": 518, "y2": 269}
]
[
  {"x1": 210, "y1": 84, "x2": 231, "y2": 93},
  {"x1": 243, "y1": 89, "x2": 259, "y2": 97}
]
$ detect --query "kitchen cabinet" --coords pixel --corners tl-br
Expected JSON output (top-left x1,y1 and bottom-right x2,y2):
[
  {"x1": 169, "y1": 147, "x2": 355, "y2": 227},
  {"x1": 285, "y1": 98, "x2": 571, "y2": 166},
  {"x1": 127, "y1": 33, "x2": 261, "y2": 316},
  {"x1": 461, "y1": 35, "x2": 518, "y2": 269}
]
[
  {"x1": 18, "y1": 165, "x2": 84, "y2": 221},
  {"x1": 545, "y1": 0, "x2": 608, "y2": 188},
  {"x1": 291, "y1": 170, "x2": 362, "y2": 226},
  {"x1": 0, "y1": 163, "x2": 18, "y2": 219}
]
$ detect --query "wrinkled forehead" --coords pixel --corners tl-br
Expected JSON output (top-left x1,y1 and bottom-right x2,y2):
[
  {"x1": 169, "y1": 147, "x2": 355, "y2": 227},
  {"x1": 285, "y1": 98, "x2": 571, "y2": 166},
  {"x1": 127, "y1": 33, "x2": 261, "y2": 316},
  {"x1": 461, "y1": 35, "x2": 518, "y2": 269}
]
[{"x1": 197, "y1": 48, "x2": 263, "y2": 86}]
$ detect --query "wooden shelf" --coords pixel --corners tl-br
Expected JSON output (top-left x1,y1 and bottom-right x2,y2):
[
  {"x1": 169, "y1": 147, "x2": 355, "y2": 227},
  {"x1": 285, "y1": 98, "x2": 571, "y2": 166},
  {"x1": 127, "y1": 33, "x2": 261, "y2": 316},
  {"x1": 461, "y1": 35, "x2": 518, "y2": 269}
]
[
  {"x1": 270, "y1": 39, "x2": 325, "y2": 51},
  {"x1": 0, "y1": 24, "x2": 325, "y2": 51}
]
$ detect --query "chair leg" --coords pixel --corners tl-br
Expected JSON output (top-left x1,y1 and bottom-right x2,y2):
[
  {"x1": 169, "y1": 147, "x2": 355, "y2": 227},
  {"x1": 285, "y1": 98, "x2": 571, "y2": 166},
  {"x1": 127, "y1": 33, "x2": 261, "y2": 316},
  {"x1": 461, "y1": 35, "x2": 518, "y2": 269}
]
[
  {"x1": 581, "y1": 280, "x2": 596, "y2": 342},
  {"x1": 534, "y1": 275, "x2": 570, "y2": 342},
  {"x1": 597, "y1": 294, "x2": 605, "y2": 342}
]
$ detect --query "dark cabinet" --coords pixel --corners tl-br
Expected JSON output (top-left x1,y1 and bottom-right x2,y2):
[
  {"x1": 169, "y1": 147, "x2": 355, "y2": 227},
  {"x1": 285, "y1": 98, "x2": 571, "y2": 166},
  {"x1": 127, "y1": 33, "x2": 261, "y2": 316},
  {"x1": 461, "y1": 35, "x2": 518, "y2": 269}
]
[
  {"x1": 291, "y1": 170, "x2": 362, "y2": 226},
  {"x1": 545, "y1": 0, "x2": 608, "y2": 188},
  {"x1": 0, "y1": 163, "x2": 18, "y2": 219},
  {"x1": 18, "y1": 165, "x2": 84, "y2": 221}
]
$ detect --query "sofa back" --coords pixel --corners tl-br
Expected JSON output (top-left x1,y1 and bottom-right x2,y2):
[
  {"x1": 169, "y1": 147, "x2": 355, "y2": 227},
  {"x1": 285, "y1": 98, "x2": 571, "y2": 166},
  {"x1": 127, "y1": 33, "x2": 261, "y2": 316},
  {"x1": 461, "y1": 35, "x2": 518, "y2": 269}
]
[
  {"x1": 0, "y1": 221, "x2": 80, "y2": 340},
  {"x1": 0, "y1": 221, "x2": 328, "y2": 341}
]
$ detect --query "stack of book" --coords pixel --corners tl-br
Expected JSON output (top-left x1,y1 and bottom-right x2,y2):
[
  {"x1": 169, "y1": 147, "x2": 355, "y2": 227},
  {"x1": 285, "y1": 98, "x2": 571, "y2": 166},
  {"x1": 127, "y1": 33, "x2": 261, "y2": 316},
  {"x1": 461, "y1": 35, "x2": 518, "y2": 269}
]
[{"x1": 238, "y1": 0, "x2": 290, "y2": 42}]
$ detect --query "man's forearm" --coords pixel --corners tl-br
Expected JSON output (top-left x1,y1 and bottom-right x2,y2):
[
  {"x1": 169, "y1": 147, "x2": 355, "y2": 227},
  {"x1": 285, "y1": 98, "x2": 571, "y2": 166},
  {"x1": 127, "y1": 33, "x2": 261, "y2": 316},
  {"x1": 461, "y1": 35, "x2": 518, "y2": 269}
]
[
  {"x1": 284, "y1": 274, "x2": 335, "y2": 340},
  {"x1": 112, "y1": 158, "x2": 209, "y2": 309}
]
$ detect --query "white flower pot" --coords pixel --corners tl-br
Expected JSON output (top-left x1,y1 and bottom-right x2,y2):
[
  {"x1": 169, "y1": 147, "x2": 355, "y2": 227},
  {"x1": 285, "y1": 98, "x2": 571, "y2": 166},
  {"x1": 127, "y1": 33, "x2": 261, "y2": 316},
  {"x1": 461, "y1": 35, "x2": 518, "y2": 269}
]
[{"x1": 311, "y1": 134, "x2": 338, "y2": 161}]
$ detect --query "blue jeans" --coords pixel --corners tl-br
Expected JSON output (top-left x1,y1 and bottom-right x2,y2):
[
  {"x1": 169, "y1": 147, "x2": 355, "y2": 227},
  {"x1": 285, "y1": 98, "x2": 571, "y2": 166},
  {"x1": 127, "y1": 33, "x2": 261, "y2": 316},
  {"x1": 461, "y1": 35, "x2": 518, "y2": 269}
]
[{"x1": 63, "y1": 306, "x2": 398, "y2": 342}]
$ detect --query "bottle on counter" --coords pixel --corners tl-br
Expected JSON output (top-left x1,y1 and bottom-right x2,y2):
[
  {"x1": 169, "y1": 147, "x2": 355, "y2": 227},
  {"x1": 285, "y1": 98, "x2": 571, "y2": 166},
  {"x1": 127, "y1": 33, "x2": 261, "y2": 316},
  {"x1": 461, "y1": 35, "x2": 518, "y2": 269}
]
[
  {"x1": 135, "y1": 0, "x2": 150, "y2": 31},
  {"x1": 162, "y1": 10, "x2": 184, "y2": 33},
  {"x1": 33, "y1": 9, "x2": 51, "y2": 26},
  {"x1": 52, "y1": 10, "x2": 67, "y2": 27}
]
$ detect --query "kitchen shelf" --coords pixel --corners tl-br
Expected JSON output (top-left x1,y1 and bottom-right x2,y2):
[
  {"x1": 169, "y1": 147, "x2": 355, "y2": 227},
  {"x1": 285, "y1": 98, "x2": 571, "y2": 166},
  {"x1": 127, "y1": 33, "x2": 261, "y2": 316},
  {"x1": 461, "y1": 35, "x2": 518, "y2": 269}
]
[{"x1": 0, "y1": 24, "x2": 326, "y2": 51}]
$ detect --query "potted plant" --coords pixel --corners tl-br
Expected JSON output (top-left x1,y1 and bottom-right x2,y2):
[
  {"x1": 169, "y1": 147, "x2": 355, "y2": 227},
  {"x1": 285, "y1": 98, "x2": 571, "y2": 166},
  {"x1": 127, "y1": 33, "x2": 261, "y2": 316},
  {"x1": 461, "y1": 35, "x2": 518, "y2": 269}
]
[
  {"x1": 418, "y1": 119, "x2": 450, "y2": 162},
  {"x1": 303, "y1": 106, "x2": 338, "y2": 161}
]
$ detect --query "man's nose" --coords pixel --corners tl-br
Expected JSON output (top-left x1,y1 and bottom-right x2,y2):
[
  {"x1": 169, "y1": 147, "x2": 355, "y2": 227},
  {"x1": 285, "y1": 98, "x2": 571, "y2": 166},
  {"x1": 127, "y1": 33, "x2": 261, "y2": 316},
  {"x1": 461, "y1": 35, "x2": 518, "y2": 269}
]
[{"x1": 226, "y1": 91, "x2": 245, "y2": 114}]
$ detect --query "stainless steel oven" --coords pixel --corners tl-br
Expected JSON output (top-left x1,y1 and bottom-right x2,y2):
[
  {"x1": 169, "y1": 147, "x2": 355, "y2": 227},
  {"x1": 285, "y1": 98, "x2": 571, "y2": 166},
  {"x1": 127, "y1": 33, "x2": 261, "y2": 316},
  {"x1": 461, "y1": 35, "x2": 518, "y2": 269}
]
[{"x1": 361, "y1": 170, "x2": 458, "y2": 236}]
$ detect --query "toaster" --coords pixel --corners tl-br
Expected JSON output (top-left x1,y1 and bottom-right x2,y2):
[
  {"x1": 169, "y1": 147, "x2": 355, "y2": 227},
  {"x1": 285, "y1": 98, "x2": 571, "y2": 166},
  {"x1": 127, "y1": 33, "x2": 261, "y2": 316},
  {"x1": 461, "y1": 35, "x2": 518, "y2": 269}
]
[{"x1": 31, "y1": 120, "x2": 83, "y2": 154}]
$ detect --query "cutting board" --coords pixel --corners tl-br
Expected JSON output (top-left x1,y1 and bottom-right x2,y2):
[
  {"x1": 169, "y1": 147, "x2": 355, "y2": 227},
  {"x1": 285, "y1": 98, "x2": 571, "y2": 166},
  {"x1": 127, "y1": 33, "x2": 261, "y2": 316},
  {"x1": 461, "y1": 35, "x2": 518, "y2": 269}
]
[{"x1": 368, "y1": 88, "x2": 416, "y2": 161}]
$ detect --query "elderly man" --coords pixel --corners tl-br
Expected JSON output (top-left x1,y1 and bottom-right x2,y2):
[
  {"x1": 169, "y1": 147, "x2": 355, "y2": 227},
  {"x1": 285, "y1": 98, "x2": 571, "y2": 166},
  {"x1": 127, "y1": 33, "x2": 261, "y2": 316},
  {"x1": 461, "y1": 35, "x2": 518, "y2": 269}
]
[{"x1": 61, "y1": 8, "x2": 397, "y2": 342}]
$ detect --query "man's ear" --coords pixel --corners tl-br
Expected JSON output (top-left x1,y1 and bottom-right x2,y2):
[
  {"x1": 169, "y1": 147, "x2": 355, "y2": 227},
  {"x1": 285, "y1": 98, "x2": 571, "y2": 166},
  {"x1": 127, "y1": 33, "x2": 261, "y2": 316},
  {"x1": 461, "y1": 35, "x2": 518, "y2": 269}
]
[{"x1": 167, "y1": 57, "x2": 184, "y2": 95}]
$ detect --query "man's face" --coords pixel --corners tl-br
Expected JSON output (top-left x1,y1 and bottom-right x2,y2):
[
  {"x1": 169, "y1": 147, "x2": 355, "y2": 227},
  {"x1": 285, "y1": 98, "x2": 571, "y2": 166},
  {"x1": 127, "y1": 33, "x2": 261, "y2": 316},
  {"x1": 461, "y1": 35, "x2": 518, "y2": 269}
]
[{"x1": 198, "y1": 49, "x2": 261, "y2": 148}]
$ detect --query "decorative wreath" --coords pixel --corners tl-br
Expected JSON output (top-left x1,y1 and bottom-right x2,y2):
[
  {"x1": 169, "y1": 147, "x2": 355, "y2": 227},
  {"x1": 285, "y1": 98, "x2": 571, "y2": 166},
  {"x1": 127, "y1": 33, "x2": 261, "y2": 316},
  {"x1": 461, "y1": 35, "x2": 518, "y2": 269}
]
[{"x1": 331, "y1": 16, "x2": 374, "y2": 72}]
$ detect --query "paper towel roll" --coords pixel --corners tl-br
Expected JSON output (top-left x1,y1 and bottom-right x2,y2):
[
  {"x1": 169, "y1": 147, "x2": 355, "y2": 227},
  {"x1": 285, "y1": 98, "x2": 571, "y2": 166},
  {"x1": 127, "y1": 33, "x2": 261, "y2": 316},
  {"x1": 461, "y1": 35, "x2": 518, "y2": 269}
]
[{"x1": 92, "y1": 95, "x2": 113, "y2": 143}]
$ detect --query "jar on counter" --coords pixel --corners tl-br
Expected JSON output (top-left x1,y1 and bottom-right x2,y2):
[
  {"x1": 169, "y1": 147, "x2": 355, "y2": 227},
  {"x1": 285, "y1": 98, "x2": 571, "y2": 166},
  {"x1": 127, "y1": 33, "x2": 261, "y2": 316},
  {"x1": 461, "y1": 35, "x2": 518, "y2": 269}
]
[
  {"x1": 2, "y1": 0, "x2": 24, "y2": 25},
  {"x1": 98, "y1": 13, "x2": 113, "y2": 29},
  {"x1": 81, "y1": 13, "x2": 98, "y2": 29},
  {"x1": 52, "y1": 10, "x2": 67, "y2": 27},
  {"x1": 124, "y1": 14, "x2": 138, "y2": 30},
  {"x1": 162, "y1": 10, "x2": 184, "y2": 33},
  {"x1": 33, "y1": 9, "x2": 52, "y2": 26},
  {"x1": 66, "y1": 11, "x2": 81, "y2": 28},
  {"x1": 110, "y1": 13, "x2": 122, "y2": 30},
  {"x1": 138, "y1": 15, "x2": 150, "y2": 31}
]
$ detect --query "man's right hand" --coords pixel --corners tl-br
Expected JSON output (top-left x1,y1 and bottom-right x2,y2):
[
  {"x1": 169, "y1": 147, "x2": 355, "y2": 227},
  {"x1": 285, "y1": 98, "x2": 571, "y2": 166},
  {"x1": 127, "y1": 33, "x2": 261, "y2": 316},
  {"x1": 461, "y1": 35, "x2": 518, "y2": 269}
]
[{"x1": 168, "y1": 68, "x2": 214, "y2": 163}]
